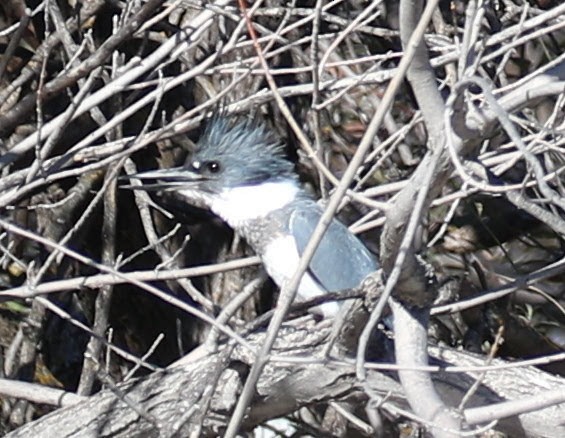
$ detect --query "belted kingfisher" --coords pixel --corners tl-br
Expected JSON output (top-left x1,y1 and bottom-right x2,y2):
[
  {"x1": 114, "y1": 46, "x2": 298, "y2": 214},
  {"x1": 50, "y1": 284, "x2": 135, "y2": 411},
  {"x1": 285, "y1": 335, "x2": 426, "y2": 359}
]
[{"x1": 129, "y1": 116, "x2": 377, "y2": 317}]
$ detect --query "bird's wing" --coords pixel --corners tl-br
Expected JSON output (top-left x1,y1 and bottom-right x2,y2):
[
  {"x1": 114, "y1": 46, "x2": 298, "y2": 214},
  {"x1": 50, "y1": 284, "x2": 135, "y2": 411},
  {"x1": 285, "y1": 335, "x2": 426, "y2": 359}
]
[{"x1": 290, "y1": 205, "x2": 377, "y2": 292}]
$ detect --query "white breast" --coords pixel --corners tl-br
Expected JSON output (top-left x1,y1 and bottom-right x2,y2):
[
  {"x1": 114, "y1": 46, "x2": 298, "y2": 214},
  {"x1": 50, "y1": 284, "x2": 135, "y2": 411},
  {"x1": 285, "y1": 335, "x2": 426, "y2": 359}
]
[
  {"x1": 210, "y1": 180, "x2": 299, "y2": 228},
  {"x1": 262, "y1": 235, "x2": 339, "y2": 317}
]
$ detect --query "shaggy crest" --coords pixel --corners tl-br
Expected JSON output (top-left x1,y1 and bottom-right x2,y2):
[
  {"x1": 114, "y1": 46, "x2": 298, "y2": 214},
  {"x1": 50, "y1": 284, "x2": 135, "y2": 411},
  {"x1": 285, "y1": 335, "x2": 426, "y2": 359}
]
[{"x1": 188, "y1": 116, "x2": 296, "y2": 189}]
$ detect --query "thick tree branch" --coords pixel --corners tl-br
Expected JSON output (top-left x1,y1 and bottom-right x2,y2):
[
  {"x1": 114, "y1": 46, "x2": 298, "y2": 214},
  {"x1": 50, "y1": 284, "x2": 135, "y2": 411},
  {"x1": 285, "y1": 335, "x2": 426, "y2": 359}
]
[{"x1": 4, "y1": 321, "x2": 564, "y2": 437}]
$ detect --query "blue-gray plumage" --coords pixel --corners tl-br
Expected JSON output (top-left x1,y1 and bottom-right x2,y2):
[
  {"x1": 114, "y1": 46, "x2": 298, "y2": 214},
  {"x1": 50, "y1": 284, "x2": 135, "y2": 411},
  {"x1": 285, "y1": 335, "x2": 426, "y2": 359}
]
[{"x1": 129, "y1": 116, "x2": 377, "y2": 317}]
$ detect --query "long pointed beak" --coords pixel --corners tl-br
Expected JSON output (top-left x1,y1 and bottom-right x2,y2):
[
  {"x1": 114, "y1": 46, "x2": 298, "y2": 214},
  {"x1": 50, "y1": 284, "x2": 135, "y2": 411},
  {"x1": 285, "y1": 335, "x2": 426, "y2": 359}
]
[{"x1": 120, "y1": 167, "x2": 205, "y2": 191}]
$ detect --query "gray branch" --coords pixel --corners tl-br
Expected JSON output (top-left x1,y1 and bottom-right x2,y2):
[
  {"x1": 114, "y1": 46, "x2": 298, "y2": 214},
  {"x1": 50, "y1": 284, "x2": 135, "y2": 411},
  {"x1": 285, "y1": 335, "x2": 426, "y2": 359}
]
[{"x1": 4, "y1": 321, "x2": 564, "y2": 437}]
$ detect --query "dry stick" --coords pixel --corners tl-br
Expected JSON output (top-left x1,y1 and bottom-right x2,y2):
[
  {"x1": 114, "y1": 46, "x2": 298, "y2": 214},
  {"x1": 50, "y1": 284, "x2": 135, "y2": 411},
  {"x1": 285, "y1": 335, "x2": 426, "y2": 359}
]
[
  {"x1": 48, "y1": 0, "x2": 80, "y2": 57},
  {"x1": 10, "y1": 9, "x2": 51, "y2": 419},
  {"x1": 465, "y1": 388, "x2": 565, "y2": 426},
  {"x1": 209, "y1": 51, "x2": 398, "y2": 76},
  {"x1": 310, "y1": 0, "x2": 325, "y2": 198},
  {"x1": 445, "y1": 98, "x2": 565, "y2": 187},
  {"x1": 224, "y1": 0, "x2": 437, "y2": 435},
  {"x1": 0, "y1": 256, "x2": 260, "y2": 299},
  {"x1": 328, "y1": 400, "x2": 374, "y2": 434},
  {"x1": 210, "y1": 0, "x2": 565, "y2": 80},
  {"x1": 485, "y1": 20, "x2": 565, "y2": 85},
  {"x1": 117, "y1": 220, "x2": 179, "y2": 265},
  {"x1": 54, "y1": 50, "x2": 218, "y2": 162},
  {"x1": 492, "y1": 4, "x2": 530, "y2": 83},
  {"x1": 124, "y1": 333, "x2": 165, "y2": 381},
  {"x1": 9, "y1": 293, "x2": 45, "y2": 426},
  {"x1": 323, "y1": 350, "x2": 565, "y2": 374},
  {"x1": 0, "y1": 378, "x2": 85, "y2": 408},
  {"x1": 432, "y1": 255, "x2": 565, "y2": 315},
  {"x1": 428, "y1": 355, "x2": 564, "y2": 378},
  {"x1": 77, "y1": 165, "x2": 119, "y2": 396},
  {"x1": 459, "y1": 326, "x2": 505, "y2": 412}
]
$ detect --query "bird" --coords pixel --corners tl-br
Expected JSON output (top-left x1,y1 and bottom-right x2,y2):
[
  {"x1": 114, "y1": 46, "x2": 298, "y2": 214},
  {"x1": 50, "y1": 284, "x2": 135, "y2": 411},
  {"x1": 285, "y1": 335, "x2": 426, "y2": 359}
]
[{"x1": 128, "y1": 116, "x2": 378, "y2": 317}]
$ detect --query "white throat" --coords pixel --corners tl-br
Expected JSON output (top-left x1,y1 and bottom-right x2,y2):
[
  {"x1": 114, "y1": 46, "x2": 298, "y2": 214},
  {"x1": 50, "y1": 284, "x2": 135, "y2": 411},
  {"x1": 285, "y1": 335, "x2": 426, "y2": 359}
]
[{"x1": 210, "y1": 180, "x2": 299, "y2": 228}]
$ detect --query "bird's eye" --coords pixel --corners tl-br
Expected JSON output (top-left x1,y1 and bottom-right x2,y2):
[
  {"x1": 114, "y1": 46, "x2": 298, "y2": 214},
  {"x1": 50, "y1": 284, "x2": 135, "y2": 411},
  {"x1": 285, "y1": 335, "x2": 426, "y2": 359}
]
[{"x1": 206, "y1": 161, "x2": 221, "y2": 173}]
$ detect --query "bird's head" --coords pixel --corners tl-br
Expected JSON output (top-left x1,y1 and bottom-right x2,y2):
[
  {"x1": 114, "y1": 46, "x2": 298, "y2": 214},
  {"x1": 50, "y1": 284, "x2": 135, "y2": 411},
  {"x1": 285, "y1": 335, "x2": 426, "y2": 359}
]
[{"x1": 127, "y1": 116, "x2": 300, "y2": 225}]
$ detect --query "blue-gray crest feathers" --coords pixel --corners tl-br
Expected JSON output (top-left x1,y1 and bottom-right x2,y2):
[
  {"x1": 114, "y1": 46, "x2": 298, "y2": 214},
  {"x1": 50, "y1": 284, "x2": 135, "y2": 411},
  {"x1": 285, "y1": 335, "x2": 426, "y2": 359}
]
[{"x1": 191, "y1": 116, "x2": 296, "y2": 188}]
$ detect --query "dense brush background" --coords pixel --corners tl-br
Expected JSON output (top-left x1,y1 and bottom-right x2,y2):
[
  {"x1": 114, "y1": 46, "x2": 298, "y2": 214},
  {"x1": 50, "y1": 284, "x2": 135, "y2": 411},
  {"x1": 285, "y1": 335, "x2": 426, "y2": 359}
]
[{"x1": 0, "y1": 0, "x2": 564, "y2": 436}]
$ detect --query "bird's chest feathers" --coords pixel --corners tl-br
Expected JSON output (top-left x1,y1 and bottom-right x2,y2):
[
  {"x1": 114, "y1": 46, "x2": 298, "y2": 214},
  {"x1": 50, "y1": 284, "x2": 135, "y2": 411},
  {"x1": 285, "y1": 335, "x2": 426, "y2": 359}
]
[
  {"x1": 261, "y1": 235, "x2": 302, "y2": 284},
  {"x1": 210, "y1": 181, "x2": 299, "y2": 229}
]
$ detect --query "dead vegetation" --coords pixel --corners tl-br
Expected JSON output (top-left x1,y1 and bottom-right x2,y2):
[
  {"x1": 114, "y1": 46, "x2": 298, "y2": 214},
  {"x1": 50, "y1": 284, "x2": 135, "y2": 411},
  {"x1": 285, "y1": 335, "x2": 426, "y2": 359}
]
[{"x1": 0, "y1": 0, "x2": 564, "y2": 436}]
